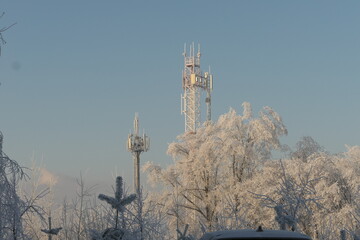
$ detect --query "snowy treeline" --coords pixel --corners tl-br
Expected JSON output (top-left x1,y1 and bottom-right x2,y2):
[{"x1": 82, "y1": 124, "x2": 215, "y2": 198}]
[
  {"x1": 144, "y1": 103, "x2": 360, "y2": 239},
  {"x1": 1, "y1": 102, "x2": 360, "y2": 240}
]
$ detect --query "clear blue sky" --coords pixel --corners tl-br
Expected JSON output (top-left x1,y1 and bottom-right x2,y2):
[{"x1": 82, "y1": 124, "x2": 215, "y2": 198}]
[{"x1": 1, "y1": 1, "x2": 359, "y2": 187}]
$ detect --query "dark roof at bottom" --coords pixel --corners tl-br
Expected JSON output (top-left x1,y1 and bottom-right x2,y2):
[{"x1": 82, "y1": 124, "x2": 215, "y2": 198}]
[{"x1": 199, "y1": 229, "x2": 312, "y2": 240}]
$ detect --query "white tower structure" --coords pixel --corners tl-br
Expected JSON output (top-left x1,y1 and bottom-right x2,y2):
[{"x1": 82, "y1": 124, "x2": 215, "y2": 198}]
[
  {"x1": 127, "y1": 113, "x2": 150, "y2": 194},
  {"x1": 181, "y1": 43, "x2": 213, "y2": 133}
]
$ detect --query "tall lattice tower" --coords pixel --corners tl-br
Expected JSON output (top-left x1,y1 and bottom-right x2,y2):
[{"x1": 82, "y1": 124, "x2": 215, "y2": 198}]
[{"x1": 181, "y1": 43, "x2": 213, "y2": 133}]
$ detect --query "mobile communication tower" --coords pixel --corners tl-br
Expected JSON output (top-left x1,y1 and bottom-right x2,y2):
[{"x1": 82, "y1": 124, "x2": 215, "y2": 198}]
[
  {"x1": 181, "y1": 43, "x2": 213, "y2": 133},
  {"x1": 127, "y1": 113, "x2": 150, "y2": 194}
]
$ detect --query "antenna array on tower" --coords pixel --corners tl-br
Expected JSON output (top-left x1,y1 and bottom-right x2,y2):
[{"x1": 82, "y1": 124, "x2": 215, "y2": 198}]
[
  {"x1": 127, "y1": 113, "x2": 150, "y2": 194},
  {"x1": 181, "y1": 43, "x2": 213, "y2": 133}
]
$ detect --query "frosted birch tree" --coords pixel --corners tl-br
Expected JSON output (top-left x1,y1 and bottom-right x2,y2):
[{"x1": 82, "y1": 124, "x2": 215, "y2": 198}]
[
  {"x1": 217, "y1": 102, "x2": 287, "y2": 227},
  {"x1": 145, "y1": 102, "x2": 287, "y2": 237},
  {"x1": 217, "y1": 102, "x2": 287, "y2": 184}
]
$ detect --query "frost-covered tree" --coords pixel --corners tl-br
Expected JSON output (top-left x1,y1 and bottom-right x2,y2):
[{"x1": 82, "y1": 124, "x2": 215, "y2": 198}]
[
  {"x1": 334, "y1": 146, "x2": 360, "y2": 240},
  {"x1": 217, "y1": 102, "x2": 287, "y2": 184},
  {"x1": 246, "y1": 146, "x2": 360, "y2": 239},
  {"x1": 0, "y1": 131, "x2": 27, "y2": 239},
  {"x1": 93, "y1": 176, "x2": 136, "y2": 240},
  {"x1": 98, "y1": 176, "x2": 136, "y2": 229},
  {"x1": 252, "y1": 160, "x2": 322, "y2": 233},
  {"x1": 291, "y1": 136, "x2": 324, "y2": 162},
  {"x1": 145, "y1": 102, "x2": 287, "y2": 237}
]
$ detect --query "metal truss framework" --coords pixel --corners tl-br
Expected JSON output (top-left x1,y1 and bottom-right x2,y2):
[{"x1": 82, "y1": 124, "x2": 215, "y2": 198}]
[{"x1": 181, "y1": 43, "x2": 213, "y2": 133}]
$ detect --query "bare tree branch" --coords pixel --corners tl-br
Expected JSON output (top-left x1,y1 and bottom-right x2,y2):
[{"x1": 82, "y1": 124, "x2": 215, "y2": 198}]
[{"x1": 0, "y1": 12, "x2": 17, "y2": 56}]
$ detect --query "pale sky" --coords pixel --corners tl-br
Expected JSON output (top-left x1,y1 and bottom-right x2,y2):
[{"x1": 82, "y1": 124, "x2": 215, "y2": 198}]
[{"x1": 1, "y1": 1, "x2": 359, "y2": 195}]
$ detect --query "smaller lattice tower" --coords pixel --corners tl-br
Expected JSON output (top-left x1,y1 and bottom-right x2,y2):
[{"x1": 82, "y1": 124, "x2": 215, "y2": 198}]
[
  {"x1": 181, "y1": 43, "x2": 213, "y2": 133},
  {"x1": 127, "y1": 113, "x2": 150, "y2": 194}
]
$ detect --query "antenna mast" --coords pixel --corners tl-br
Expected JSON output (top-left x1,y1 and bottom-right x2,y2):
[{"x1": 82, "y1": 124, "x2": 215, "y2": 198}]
[
  {"x1": 127, "y1": 113, "x2": 150, "y2": 194},
  {"x1": 181, "y1": 43, "x2": 213, "y2": 133}
]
